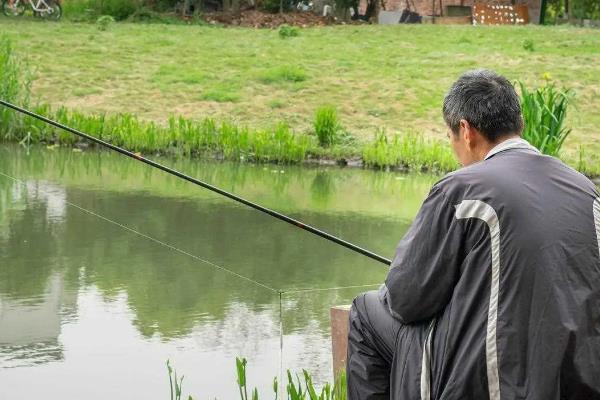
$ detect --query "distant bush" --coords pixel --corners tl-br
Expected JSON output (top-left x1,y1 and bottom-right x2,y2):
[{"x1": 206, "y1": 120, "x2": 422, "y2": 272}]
[
  {"x1": 96, "y1": 15, "x2": 116, "y2": 31},
  {"x1": 518, "y1": 79, "x2": 573, "y2": 157},
  {"x1": 260, "y1": 0, "x2": 290, "y2": 13},
  {"x1": 279, "y1": 24, "x2": 299, "y2": 38},
  {"x1": 65, "y1": 0, "x2": 141, "y2": 21},
  {"x1": 313, "y1": 106, "x2": 342, "y2": 147},
  {"x1": 522, "y1": 39, "x2": 534, "y2": 52}
]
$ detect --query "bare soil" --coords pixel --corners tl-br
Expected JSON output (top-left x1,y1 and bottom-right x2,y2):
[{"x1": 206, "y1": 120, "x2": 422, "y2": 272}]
[{"x1": 202, "y1": 9, "x2": 335, "y2": 27}]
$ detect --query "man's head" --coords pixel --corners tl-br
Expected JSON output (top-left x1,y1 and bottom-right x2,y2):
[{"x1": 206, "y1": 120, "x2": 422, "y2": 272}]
[{"x1": 443, "y1": 69, "x2": 524, "y2": 166}]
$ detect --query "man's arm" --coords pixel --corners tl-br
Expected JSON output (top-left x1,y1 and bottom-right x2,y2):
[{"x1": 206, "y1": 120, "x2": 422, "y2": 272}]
[{"x1": 383, "y1": 184, "x2": 464, "y2": 324}]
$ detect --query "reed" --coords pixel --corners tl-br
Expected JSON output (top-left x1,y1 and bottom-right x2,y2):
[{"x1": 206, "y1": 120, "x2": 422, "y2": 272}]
[
  {"x1": 0, "y1": 35, "x2": 31, "y2": 141},
  {"x1": 363, "y1": 131, "x2": 458, "y2": 173},
  {"x1": 313, "y1": 106, "x2": 342, "y2": 147},
  {"x1": 167, "y1": 358, "x2": 347, "y2": 400},
  {"x1": 518, "y1": 79, "x2": 573, "y2": 157},
  {"x1": 8, "y1": 106, "x2": 315, "y2": 164}
]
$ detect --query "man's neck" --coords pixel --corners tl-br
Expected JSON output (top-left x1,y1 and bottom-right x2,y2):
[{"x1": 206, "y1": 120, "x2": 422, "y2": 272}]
[{"x1": 480, "y1": 134, "x2": 522, "y2": 161}]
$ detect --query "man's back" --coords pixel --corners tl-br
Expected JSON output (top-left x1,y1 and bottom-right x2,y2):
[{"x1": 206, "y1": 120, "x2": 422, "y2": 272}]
[
  {"x1": 347, "y1": 70, "x2": 600, "y2": 400},
  {"x1": 426, "y1": 148, "x2": 600, "y2": 399}
]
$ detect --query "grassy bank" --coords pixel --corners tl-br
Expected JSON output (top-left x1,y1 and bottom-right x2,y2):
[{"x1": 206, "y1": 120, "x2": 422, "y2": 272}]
[
  {"x1": 1, "y1": 20, "x2": 599, "y2": 149},
  {"x1": 1, "y1": 21, "x2": 599, "y2": 175},
  {"x1": 0, "y1": 32, "x2": 457, "y2": 173}
]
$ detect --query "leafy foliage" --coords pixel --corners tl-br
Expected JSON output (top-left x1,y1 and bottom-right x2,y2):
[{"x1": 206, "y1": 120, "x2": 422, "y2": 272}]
[
  {"x1": 96, "y1": 15, "x2": 116, "y2": 31},
  {"x1": 168, "y1": 358, "x2": 347, "y2": 400},
  {"x1": 64, "y1": 0, "x2": 141, "y2": 20},
  {"x1": 279, "y1": 25, "x2": 300, "y2": 38},
  {"x1": 518, "y1": 79, "x2": 573, "y2": 157},
  {"x1": 522, "y1": 39, "x2": 534, "y2": 52}
]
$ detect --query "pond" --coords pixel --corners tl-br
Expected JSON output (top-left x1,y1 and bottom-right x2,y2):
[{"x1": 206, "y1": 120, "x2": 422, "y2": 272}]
[{"x1": 0, "y1": 144, "x2": 439, "y2": 399}]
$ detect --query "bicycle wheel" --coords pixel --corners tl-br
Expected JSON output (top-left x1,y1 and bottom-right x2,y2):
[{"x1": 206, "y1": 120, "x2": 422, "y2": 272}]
[
  {"x1": 2, "y1": 0, "x2": 26, "y2": 16},
  {"x1": 39, "y1": 1, "x2": 61, "y2": 20}
]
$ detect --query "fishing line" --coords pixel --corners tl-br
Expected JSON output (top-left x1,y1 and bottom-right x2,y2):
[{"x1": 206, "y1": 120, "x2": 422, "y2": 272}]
[
  {"x1": 281, "y1": 283, "x2": 381, "y2": 295},
  {"x1": 0, "y1": 100, "x2": 391, "y2": 266},
  {"x1": 278, "y1": 290, "x2": 284, "y2": 400},
  {"x1": 0, "y1": 170, "x2": 279, "y2": 294}
]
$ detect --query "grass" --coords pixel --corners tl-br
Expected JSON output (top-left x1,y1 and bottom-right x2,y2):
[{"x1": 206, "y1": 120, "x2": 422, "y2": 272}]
[
  {"x1": 167, "y1": 358, "x2": 347, "y2": 400},
  {"x1": 0, "y1": 21, "x2": 599, "y2": 174},
  {"x1": 260, "y1": 66, "x2": 308, "y2": 84},
  {"x1": 0, "y1": 34, "x2": 457, "y2": 172},
  {"x1": 0, "y1": 21, "x2": 598, "y2": 144}
]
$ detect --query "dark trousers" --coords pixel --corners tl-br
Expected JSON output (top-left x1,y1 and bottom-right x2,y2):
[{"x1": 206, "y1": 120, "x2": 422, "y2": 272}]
[{"x1": 347, "y1": 290, "x2": 430, "y2": 400}]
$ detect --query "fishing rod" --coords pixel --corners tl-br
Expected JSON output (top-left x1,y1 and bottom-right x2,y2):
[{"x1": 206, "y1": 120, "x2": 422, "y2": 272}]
[{"x1": 0, "y1": 100, "x2": 392, "y2": 266}]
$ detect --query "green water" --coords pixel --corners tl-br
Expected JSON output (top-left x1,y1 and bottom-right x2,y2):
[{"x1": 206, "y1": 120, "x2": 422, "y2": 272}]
[{"x1": 0, "y1": 144, "x2": 438, "y2": 399}]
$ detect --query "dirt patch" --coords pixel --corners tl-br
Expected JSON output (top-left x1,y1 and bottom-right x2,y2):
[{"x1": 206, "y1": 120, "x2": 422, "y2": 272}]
[{"x1": 203, "y1": 9, "x2": 335, "y2": 28}]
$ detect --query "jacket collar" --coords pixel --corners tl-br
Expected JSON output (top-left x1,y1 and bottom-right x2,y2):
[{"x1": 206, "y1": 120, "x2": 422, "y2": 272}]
[{"x1": 484, "y1": 137, "x2": 541, "y2": 160}]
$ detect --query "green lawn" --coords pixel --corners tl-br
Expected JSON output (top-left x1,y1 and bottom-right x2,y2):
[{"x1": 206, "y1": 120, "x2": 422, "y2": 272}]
[{"x1": 2, "y1": 19, "x2": 600, "y2": 159}]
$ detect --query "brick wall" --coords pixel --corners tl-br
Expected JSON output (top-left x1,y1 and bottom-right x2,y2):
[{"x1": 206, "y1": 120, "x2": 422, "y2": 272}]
[{"x1": 362, "y1": 0, "x2": 541, "y2": 23}]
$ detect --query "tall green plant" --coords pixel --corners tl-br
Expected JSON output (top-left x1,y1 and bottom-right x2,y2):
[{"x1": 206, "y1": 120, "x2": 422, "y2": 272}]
[
  {"x1": 518, "y1": 80, "x2": 573, "y2": 157},
  {"x1": 313, "y1": 106, "x2": 341, "y2": 147},
  {"x1": 167, "y1": 358, "x2": 347, "y2": 400},
  {"x1": 0, "y1": 36, "x2": 31, "y2": 141}
]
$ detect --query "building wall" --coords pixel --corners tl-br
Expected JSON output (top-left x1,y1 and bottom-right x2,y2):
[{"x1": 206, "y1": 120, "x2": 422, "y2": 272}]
[{"x1": 364, "y1": 0, "x2": 541, "y2": 24}]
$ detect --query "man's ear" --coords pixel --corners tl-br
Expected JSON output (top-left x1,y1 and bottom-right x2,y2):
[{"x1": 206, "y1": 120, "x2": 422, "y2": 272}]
[{"x1": 459, "y1": 119, "x2": 473, "y2": 148}]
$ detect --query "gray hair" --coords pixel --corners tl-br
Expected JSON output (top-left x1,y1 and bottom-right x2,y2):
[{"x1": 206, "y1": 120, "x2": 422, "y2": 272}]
[{"x1": 443, "y1": 69, "x2": 523, "y2": 142}]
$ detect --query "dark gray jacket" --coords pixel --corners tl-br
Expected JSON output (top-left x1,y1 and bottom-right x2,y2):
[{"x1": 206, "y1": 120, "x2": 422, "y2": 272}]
[{"x1": 384, "y1": 139, "x2": 600, "y2": 399}]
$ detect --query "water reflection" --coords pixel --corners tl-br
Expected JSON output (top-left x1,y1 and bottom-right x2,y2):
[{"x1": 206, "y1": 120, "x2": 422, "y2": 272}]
[{"x1": 0, "y1": 144, "x2": 438, "y2": 398}]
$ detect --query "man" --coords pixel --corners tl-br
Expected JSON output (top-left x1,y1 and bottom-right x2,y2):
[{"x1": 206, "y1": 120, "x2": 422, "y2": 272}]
[{"x1": 347, "y1": 70, "x2": 600, "y2": 399}]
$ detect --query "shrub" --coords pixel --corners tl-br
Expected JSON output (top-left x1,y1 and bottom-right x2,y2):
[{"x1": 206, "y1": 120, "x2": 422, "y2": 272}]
[
  {"x1": 313, "y1": 106, "x2": 341, "y2": 147},
  {"x1": 278, "y1": 24, "x2": 299, "y2": 38},
  {"x1": 522, "y1": 39, "x2": 534, "y2": 52},
  {"x1": 518, "y1": 79, "x2": 573, "y2": 157},
  {"x1": 96, "y1": 15, "x2": 116, "y2": 31},
  {"x1": 260, "y1": 0, "x2": 290, "y2": 13},
  {"x1": 100, "y1": 0, "x2": 140, "y2": 20},
  {"x1": 65, "y1": 0, "x2": 140, "y2": 21}
]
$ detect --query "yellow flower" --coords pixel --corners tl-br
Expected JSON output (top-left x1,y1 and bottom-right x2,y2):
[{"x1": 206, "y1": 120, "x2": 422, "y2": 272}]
[{"x1": 542, "y1": 72, "x2": 552, "y2": 81}]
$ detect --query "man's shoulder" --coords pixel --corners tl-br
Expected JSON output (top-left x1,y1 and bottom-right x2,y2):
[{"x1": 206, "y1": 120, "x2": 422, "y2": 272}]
[
  {"x1": 433, "y1": 152, "x2": 598, "y2": 203},
  {"x1": 430, "y1": 165, "x2": 479, "y2": 200}
]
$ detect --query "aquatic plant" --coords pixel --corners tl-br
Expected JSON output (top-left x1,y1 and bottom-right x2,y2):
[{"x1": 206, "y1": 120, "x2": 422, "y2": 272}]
[
  {"x1": 363, "y1": 131, "x2": 458, "y2": 173},
  {"x1": 168, "y1": 358, "x2": 347, "y2": 400},
  {"x1": 518, "y1": 79, "x2": 573, "y2": 157},
  {"x1": 167, "y1": 360, "x2": 190, "y2": 400}
]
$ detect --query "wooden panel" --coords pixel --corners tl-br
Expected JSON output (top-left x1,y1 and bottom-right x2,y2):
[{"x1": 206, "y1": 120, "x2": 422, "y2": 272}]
[
  {"x1": 473, "y1": 3, "x2": 529, "y2": 25},
  {"x1": 330, "y1": 305, "x2": 351, "y2": 377}
]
